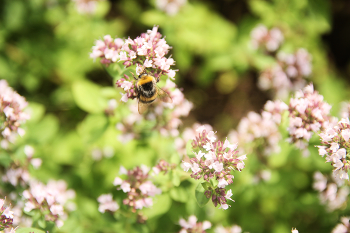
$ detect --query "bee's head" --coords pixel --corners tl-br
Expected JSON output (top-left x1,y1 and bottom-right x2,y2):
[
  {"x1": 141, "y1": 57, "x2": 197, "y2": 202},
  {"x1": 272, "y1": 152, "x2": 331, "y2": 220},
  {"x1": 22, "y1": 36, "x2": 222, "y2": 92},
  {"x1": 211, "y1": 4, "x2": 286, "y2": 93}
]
[{"x1": 139, "y1": 73, "x2": 149, "y2": 79}]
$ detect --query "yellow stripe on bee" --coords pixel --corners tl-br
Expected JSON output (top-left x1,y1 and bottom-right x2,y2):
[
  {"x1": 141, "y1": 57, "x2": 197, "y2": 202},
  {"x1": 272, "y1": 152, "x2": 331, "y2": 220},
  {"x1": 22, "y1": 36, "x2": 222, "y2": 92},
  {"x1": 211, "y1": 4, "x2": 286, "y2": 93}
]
[
  {"x1": 139, "y1": 93, "x2": 158, "y2": 103},
  {"x1": 137, "y1": 75, "x2": 155, "y2": 86}
]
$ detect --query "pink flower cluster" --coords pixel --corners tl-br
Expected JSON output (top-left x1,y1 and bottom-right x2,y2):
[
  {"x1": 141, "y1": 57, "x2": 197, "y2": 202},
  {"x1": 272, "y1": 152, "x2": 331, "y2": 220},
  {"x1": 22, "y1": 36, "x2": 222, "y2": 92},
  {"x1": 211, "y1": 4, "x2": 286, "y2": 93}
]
[
  {"x1": 97, "y1": 194, "x2": 119, "y2": 213},
  {"x1": 156, "y1": 0, "x2": 187, "y2": 16},
  {"x1": 332, "y1": 217, "x2": 350, "y2": 233},
  {"x1": 182, "y1": 126, "x2": 246, "y2": 209},
  {"x1": 287, "y1": 84, "x2": 331, "y2": 154},
  {"x1": 228, "y1": 100, "x2": 287, "y2": 156},
  {"x1": 250, "y1": 24, "x2": 284, "y2": 52},
  {"x1": 175, "y1": 123, "x2": 213, "y2": 156},
  {"x1": 2, "y1": 146, "x2": 42, "y2": 187},
  {"x1": 318, "y1": 118, "x2": 350, "y2": 180},
  {"x1": 313, "y1": 172, "x2": 349, "y2": 211},
  {"x1": 258, "y1": 49, "x2": 312, "y2": 99},
  {"x1": 90, "y1": 26, "x2": 176, "y2": 79},
  {"x1": 72, "y1": 0, "x2": 103, "y2": 14},
  {"x1": 0, "y1": 199, "x2": 14, "y2": 232},
  {"x1": 153, "y1": 159, "x2": 176, "y2": 175},
  {"x1": 2, "y1": 167, "x2": 30, "y2": 187},
  {"x1": 113, "y1": 165, "x2": 162, "y2": 212},
  {"x1": 0, "y1": 80, "x2": 30, "y2": 149},
  {"x1": 22, "y1": 180, "x2": 76, "y2": 228},
  {"x1": 116, "y1": 78, "x2": 137, "y2": 103},
  {"x1": 340, "y1": 102, "x2": 350, "y2": 119},
  {"x1": 215, "y1": 225, "x2": 242, "y2": 233},
  {"x1": 178, "y1": 215, "x2": 211, "y2": 233},
  {"x1": 277, "y1": 49, "x2": 312, "y2": 78}
]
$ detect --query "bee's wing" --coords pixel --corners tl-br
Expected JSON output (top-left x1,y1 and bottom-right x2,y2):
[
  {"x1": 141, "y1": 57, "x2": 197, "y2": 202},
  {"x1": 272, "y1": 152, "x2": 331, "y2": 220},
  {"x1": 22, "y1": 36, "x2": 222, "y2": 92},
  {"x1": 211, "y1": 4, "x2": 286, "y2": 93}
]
[
  {"x1": 157, "y1": 86, "x2": 173, "y2": 103},
  {"x1": 138, "y1": 100, "x2": 150, "y2": 114}
]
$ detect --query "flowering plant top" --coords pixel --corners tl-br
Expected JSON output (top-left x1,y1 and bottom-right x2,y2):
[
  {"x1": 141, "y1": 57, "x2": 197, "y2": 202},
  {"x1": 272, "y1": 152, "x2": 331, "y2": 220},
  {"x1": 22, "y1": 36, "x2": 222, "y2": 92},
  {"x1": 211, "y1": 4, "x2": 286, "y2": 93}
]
[
  {"x1": 182, "y1": 126, "x2": 246, "y2": 209},
  {"x1": 90, "y1": 26, "x2": 176, "y2": 80},
  {"x1": 318, "y1": 118, "x2": 350, "y2": 180}
]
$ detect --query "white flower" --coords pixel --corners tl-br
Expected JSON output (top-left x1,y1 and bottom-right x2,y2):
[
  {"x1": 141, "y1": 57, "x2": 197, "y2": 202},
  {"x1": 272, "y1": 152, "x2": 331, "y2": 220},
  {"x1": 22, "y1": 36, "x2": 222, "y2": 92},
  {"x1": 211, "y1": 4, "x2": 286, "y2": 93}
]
[
  {"x1": 120, "y1": 182, "x2": 131, "y2": 193},
  {"x1": 218, "y1": 178, "x2": 228, "y2": 188},
  {"x1": 182, "y1": 162, "x2": 192, "y2": 172}
]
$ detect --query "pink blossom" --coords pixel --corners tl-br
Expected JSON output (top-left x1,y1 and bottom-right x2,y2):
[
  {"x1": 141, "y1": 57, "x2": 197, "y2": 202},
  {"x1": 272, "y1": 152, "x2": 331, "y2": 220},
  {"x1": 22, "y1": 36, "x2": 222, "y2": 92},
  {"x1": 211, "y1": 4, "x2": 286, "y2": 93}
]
[
  {"x1": 288, "y1": 84, "x2": 331, "y2": 154},
  {"x1": 313, "y1": 172, "x2": 349, "y2": 211},
  {"x1": 229, "y1": 100, "x2": 287, "y2": 156},
  {"x1": 97, "y1": 194, "x2": 119, "y2": 213},
  {"x1": 317, "y1": 118, "x2": 350, "y2": 180},
  {"x1": 251, "y1": 24, "x2": 283, "y2": 52},
  {"x1": 179, "y1": 215, "x2": 211, "y2": 233},
  {"x1": 22, "y1": 179, "x2": 75, "y2": 227},
  {"x1": 332, "y1": 217, "x2": 350, "y2": 233},
  {"x1": 113, "y1": 165, "x2": 162, "y2": 211},
  {"x1": 182, "y1": 126, "x2": 245, "y2": 209},
  {"x1": 0, "y1": 80, "x2": 30, "y2": 147}
]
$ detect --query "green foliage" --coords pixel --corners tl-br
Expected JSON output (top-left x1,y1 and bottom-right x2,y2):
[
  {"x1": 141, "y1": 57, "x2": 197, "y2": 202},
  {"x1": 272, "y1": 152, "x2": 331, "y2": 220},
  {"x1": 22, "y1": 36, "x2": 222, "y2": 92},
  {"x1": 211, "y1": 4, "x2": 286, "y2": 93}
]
[
  {"x1": 17, "y1": 228, "x2": 46, "y2": 233},
  {"x1": 195, "y1": 182, "x2": 210, "y2": 207},
  {"x1": 0, "y1": 0, "x2": 349, "y2": 232}
]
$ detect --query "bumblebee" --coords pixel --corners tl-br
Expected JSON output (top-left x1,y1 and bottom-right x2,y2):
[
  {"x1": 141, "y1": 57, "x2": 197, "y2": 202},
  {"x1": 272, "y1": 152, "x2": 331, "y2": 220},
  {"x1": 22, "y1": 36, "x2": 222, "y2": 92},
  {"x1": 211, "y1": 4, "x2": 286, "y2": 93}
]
[{"x1": 133, "y1": 72, "x2": 172, "y2": 114}]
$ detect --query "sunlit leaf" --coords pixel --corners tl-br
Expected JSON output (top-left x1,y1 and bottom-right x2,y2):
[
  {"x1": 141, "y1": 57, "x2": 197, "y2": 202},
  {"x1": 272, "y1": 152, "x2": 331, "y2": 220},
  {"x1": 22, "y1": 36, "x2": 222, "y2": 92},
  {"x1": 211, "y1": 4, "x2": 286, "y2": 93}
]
[
  {"x1": 195, "y1": 182, "x2": 210, "y2": 207},
  {"x1": 72, "y1": 80, "x2": 107, "y2": 113}
]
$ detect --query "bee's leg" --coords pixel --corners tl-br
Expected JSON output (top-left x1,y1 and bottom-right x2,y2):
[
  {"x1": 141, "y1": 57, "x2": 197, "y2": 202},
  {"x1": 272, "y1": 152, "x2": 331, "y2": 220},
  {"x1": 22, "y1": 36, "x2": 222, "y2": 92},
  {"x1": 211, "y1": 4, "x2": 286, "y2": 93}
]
[{"x1": 130, "y1": 72, "x2": 138, "y2": 80}]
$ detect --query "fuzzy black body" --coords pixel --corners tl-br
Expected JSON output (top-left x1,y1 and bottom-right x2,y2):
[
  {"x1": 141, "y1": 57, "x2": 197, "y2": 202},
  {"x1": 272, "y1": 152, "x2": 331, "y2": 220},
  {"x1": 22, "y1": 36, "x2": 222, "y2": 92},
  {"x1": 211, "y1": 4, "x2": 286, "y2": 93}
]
[
  {"x1": 136, "y1": 74, "x2": 158, "y2": 104},
  {"x1": 134, "y1": 72, "x2": 172, "y2": 114}
]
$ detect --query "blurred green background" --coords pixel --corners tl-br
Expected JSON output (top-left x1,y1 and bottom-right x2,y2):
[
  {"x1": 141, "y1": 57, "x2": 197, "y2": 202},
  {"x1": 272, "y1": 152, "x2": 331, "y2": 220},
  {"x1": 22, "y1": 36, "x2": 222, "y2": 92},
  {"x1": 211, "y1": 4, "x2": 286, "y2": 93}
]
[{"x1": 1, "y1": 0, "x2": 350, "y2": 232}]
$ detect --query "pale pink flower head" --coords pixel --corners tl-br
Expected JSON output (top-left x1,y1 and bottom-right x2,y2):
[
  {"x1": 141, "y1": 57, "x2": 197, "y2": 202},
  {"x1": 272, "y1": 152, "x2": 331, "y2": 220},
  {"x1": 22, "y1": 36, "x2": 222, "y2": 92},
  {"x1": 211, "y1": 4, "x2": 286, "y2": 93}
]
[
  {"x1": 340, "y1": 102, "x2": 350, "y2": 119},
  {"x1": 182, "y1": 125, "x2": 245, "y2": 209},
  {"x1": 73, "y1": 0, "x2": 104, "y2": 14},
  {"x1": 332, "y1": 216, "x2": 350, "y2": 233},
  {"x1": 97, "y1": 194, "x2": 119, "y2": 213},
  {"x1": 0, "y1": 80, "x2": 30, "y2": 148},
  {"x1": 215, "y1": 224, "x2": 242, "y2": 233},
  {"x1": 91, "y1": 26, "x2": 176, "y2": 80},
  {"x1": 229, "y1": 100, "x2": 286, "y2": 156},
  {"x1": 313, "y1": 172, "x2": 349, "y2": 211},
  {"x1": 258, "y1": 48, "x2": 312, "y2": 99},
  {"x1": 156, "y1": 0, "x2": 187, "y2": 16},
  {"x1": 113, "y1": 165, "x2": 162, "y2": 212},
  {"x1": 22, "y1": 179, "x2": 75, "y2": 227},
  {"x1": 288, "y1": 83, "x2": 331, "y2": 154},
  {"x1": 0, "y1": 198, "x2": 14, "y2": 230},
  {"x1": 178, "y1": 215, "x2": 211, "y2": 233},
  {"x1": 317, "y1": 117, "x2": 350, "y2": 180},
  {"x1": 250, "y1": 24, "x2": 283, "y2": 52}
]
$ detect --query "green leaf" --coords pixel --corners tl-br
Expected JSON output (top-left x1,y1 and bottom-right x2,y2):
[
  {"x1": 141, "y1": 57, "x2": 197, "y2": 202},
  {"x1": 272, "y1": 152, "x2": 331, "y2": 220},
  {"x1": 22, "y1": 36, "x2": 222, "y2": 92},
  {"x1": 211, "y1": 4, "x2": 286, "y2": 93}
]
[
  {"x1": 0, "y1": 152, "x2": 12, "y2": 167},
  {"x1": 77, "y1": 113, "x2": 109, "y2": 144},
  {"x1": 195, "y1": 182, "x2": 210, "y2": 207},
  {"x1": 170, "y1": 153, "x2": 180, "y2": 164},
  {"x1": 16, "y1": 228, "x2": 46, "y2": 233},
  {"x1": 210, "y1": 179, "x2": 218, "y2": 188},
  {"x1": 143, "y1": 194, "x2": 171, "y2": 219},
  {"x1": 170, "y1": 186, "x2": 188, "y2": 203},
  {"x1": 37, "y1": 217, "x2": 46, "y2": 229},
  {"x1": 186, "y1": 140, "x2": 195, "y2": 158},
  {"x1": 27, "y1": 102, "x2": 45, "y2": 123},
  {"x1": 72, "y1": 80, "x2": 107, "y2": 113},
  {"x1": 170, "y1": 170, "x2": 181, "y2": 187},
  {"x1": 28, "y1": 114, "x2": 59, "y2": 144}
]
